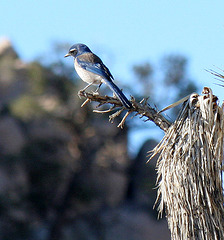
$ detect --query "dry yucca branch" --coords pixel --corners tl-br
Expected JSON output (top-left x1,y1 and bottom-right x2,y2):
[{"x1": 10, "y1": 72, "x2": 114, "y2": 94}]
[
  {"x1": 78, "y1": 90, "x2": 171, "y2": 130},
  {"x1": 151, "y1": 87, "x2": 224, "y2": 240}
]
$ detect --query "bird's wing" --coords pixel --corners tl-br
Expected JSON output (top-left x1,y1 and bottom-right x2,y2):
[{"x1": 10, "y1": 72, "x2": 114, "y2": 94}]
[
  {"x1": 77, "y1": 53, "x2": 131, "y2": 109},
  {"x1": 77, "y1": 53, "x2": 114, "y2": 80}
]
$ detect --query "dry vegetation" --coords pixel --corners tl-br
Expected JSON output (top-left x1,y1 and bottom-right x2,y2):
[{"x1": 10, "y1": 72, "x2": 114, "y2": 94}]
[{"x1": 81, "y1": 87, "x2": 224, "y2": 240}]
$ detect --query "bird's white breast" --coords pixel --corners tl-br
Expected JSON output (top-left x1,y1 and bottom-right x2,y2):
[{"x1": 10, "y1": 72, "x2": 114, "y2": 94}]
[{"x1": 74, "y1": 59, "x2": 102, "y2": 85}]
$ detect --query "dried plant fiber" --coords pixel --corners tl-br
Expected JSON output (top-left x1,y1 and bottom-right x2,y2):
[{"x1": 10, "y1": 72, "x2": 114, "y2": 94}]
[{"x1": 151, "y1": 88, "x2": 224, "y2": 240}]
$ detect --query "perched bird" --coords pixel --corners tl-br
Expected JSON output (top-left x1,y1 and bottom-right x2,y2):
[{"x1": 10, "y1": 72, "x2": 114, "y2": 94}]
[{"x1": 64, "y1": 43, "x2": 132, "y2": 109}]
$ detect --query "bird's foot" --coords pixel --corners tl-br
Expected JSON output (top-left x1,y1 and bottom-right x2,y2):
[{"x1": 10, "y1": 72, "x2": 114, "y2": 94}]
[
  {"x1": 92, "y1": 90, "x2": 100, "y2": 96},
  {"x1": 78, "y1": 89, "x2": 86, "y2": 98}
]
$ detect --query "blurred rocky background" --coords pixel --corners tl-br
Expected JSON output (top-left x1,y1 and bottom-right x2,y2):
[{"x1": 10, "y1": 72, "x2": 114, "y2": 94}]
[{"x1": 0, "y1": 38, "x2": 198, "y2": 240}]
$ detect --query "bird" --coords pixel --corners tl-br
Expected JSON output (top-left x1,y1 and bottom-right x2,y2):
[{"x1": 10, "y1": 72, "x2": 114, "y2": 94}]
[{"x1": 64, "y1": 43, "x2": 132, "y2": 109}]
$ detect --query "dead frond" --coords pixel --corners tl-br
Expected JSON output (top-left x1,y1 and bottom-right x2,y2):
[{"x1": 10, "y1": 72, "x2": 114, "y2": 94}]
[
  {"x1": 207, "y1": 68, "x2": 224, "y2": 87},
  {"x1": 151, "y1": 87, "x2": 224, "y2": 240}
]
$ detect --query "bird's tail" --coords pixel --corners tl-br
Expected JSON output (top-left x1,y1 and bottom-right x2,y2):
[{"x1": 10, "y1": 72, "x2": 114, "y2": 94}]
[{"x1": 103, "y1": 79, "x2": 132, "y2": 109}]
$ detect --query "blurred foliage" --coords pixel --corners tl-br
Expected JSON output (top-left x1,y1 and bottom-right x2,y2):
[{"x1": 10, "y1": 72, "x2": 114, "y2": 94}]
[
  {"x1": 133, "y1": 62, "x2": 154, "y2": 97},
  {"x1": 28, "y1": 61, "x2": 74, "y2": 101},
  {"x1": 10, "y1": 94, "x2": 43, "y2": 120},
  {"x1": 132, "y1": 54, "x2": 199, "y2": 119},
  {"x1": 0, "y1": 40, "x2": 200, "y2": 240},
  {"x1": 28, "y1": 62, "x2": 48, "y2": 95},
  {"x1": 162, "y1": 55, "x2": 187, "y2": 86},
  {"x1": 162, "y1": 55, "x2": 198, "y2": 100}
]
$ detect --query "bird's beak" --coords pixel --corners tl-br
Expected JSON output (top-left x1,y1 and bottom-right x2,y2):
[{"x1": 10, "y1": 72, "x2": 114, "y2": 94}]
[{"x1": 64, "y1": 53, "x2": 71, "y2": 58}]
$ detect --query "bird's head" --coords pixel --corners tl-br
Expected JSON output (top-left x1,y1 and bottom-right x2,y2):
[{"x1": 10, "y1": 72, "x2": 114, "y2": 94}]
[{"x1": 64, "y1": 43, "x2": 91, "y2": 58}]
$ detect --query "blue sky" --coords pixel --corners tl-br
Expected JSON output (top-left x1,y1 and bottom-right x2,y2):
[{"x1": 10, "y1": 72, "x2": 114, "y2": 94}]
[
  {"x1": 1, "y1": 0, "x2": 224, "y2": 98},
  {"x1": 1, "y1": 0, "x2": 224, "y2": 153}
]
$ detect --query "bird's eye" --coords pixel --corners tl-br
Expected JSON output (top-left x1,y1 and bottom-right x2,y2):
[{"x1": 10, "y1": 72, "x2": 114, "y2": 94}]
[{"x1": 70, "y1": 49, "x2": 76, "y2": 53}]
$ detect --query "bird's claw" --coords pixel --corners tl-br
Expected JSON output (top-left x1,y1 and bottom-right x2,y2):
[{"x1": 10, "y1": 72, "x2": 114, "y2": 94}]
[{"x1": 78, "y1": 89, "x2": 86, "y2": 98}]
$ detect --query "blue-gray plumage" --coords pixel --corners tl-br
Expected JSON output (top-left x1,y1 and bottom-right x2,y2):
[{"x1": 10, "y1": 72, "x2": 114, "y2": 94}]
[{"x1": 64, "y1": 43, "x2": 132, "y2": 109}]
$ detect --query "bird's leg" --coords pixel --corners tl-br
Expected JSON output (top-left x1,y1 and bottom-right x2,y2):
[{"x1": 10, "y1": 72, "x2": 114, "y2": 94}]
[
  {"x1": 94, "y1": 83, "x2": 102, "y2": 93},
  {"x1": 80, "y1": 82, "x2": 94, "y2": 92}
]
